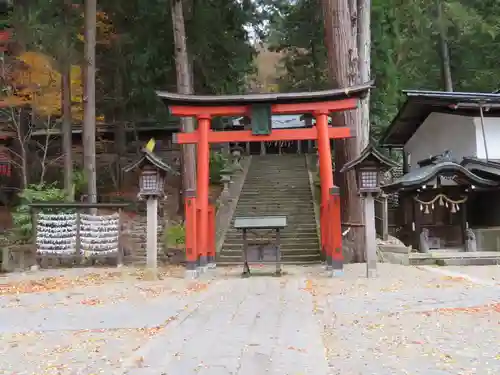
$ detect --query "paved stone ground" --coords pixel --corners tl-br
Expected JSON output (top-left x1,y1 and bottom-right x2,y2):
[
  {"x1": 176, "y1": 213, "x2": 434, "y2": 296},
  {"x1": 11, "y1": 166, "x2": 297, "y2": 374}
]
[
  {"x1": 314, "y1": 264, "x2": 500, "y2": 375},
  {"x1": 1, "y1": 264, "x2": 500, "y2": 374}
]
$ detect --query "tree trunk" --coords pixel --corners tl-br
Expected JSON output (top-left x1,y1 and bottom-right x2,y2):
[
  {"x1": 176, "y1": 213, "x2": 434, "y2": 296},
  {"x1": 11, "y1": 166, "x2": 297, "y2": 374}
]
[
  {"x1": 436, "y1": 0, "x2": 453, "y2": 91},
  {"x1": 62, "y1": 0, "x2": 73, "y2": 200},
  {"x1": 357, "y1": 0, "x2": 371, "y2": 149},
  {"x1": 113, "y1": 42, "x2": 126, "y2": 191},
  {"x1": 322, "y1": 0, "x2": 365, "y2": 262},
  {"x1": 357, "y1": 0, "x2": 371, "y2": 265},
  {"x1": 171, "y1": 0, "x2": 196, "y2": 216},
  {"x1": 61, "y1": 64, "x2": 73, "y2": 199},
  {"x1": 83, "y1": 0, "x2": 97, "y2": 205}
]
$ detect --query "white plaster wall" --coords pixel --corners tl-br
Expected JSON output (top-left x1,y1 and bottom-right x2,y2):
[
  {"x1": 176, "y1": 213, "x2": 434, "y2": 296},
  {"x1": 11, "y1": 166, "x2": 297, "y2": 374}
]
[
  {"x1": 404, "y1": 113, "x2": 477, "y2": 170},
  {"x1": 474, "y1": 117, "x2": 500, "y2": 159}
]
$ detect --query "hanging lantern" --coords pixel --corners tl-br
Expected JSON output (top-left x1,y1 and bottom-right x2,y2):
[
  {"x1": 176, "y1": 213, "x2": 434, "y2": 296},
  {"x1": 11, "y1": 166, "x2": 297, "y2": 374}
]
[
  {"x1": 424, "y1": 205, "x2": 430, "y2": 214},
  {"x1": 450, "y1": 204, "x2": 456, "y2": 213},
  {"x1": 420, "y1": 204, "x2": 424, "y2": 211},
  {"x1": 439, "y1": 196, "x2": 444, "y2": 206}
]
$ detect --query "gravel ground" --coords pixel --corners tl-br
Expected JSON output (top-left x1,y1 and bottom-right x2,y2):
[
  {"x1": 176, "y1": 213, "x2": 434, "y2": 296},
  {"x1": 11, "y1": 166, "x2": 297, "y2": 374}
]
[
  {"x1": 443, "y1": 264, "x2": 500, "y2": 284},
  {"x1": 1, "y1": 264, "x2": 500, "y2": 375},
  {"x1": 312, "y1": 263, "x2": 500, "y2": 375},
  {"x1": 0, "y1": 266, "x2": 216, "y2": 375}
]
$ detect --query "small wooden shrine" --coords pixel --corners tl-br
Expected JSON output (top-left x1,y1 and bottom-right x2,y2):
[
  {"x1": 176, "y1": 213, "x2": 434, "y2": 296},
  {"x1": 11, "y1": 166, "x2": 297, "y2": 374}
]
[{"x1": 382, "y1": 152, "x2": 498, "y2": 251}]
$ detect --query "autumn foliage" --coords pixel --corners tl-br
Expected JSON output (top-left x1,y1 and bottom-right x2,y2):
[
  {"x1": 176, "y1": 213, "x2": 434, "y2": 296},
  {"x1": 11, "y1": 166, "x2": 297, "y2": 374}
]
[
  {"x1": 4, "y1": 51, "x2": 84, "y2": 119},
  {"x1": 1, "y1": 9, "x2": 115, "y2": 121}
]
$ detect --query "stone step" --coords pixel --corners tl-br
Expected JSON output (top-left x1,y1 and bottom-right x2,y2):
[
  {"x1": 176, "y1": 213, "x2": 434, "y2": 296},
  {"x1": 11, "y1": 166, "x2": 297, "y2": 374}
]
[
  {"x1": 221, "y1": 245, "x2": 320, "y2": 255},
  {"x1": 225, "y1": 230, "x2": 317, "y2": 237},
  {"x1": 224, "y1": 231, "x2": 318, "y2": 239},
  {"x1": 221, "y1": 243, "x2": 319, "y2": 252},
  {"x1": 229, "y1": 220, "x2": 316, "y2": 227},
  {"x1": 238, "y1": 193, "x2": 311, "y2": 198},
  {"x1": 235, "y1": 200, "x2": 314, "y2": 205},
  {"x1": 216, "y1": 260, "x2": 321, "y2": 266},
  {"x1": 235, "y1": 201, "x2": 314, "y2": 206},
  {"x1": 224, "y1": 233, "x2": 318, "y2": 241},
  {"x1": 241, "y1": 183, "x2": 311, "y2": 187},
  {"x1": 242, "y1": 178, "x2": 309, "y2": 181},
  {"x1": 236, "y1": 200, "x2": 314, "y2": 205},
  {"x1": 230, "y1": 213, "x2": 316, "y2": 219},
  {"x1": 245, "y1": 181, "x2": 308, "y2": 184},
  {"x1": 245, "y1": 176, "x2": 308, "y2": 180},
  {"x1": 240, "y1": 189, "x2": 311, "y2": 193},
  {"x1": 245, "y1": 175, "x2": 309, "y2": 178},
  {"x1": 232, "y1": 213, "x2": 315, "y2": 218},
  {"x1": 217, "y1": 253, "x2": 321, "y2": 263},
  {"x1": 235, "y1": 208, "x2": 314, "y2": 212},
  {"x1": 225, "y1": 225, "x2": 317, "y2": 233},
  {"x1": 222, "y1": 235, "x2": 319, "y2": 244},
  {"x1": 221, "y1": 154, "x2": 320, "y2": 264},
  {"x1": 220, "y1": 246, "x2": 319, "y2": 256},
  {"x1": 232, "y1": 213, "x2": 316, "y2": 219},
  {"x1": 240, "y1": 188, "x2": 311, "y2": 193}
]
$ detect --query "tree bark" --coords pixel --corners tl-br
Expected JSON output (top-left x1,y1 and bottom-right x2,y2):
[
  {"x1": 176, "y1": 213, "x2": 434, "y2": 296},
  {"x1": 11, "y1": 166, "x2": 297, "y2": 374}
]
[
  {"x1": 322, "y1": 0, "x2": 365, "y2": 262},
  {"x1": 436, "y1": 0, "x2": 453, "y2": 91},
  {"x1": 357, "y1": 0, "x2": 371, "y2": 149},
  {"x1": 83, "y1": 0, "x2": 97, "y2": 205},
  {"x1": 62, "y1": 1, "x2": 73, "y2": 200},
  {"x1": 171, "y1": 0, "x2": 196, "y2": 215},
  {"x1": 357, "y1": 0, "x2": 372, "y2": 265},
  {"x1": 61, "y1": 62, "x2": 73, "y2": 199}
]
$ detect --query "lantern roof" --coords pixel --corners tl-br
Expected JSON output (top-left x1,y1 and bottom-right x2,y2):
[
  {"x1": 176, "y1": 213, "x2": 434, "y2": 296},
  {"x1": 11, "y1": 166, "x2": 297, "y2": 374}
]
[
  {"x1": 123, "y1": 142, "x2": 179, "y2": 175},
  {"x1": 341, "y1": 144, "x2": 400, "y2": 173}
]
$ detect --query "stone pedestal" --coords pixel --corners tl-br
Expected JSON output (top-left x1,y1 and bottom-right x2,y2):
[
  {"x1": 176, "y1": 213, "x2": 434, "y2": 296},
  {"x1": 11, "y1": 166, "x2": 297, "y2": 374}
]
[{"x1": 146, "y1": 197, "x2": 158, "y2": 272}]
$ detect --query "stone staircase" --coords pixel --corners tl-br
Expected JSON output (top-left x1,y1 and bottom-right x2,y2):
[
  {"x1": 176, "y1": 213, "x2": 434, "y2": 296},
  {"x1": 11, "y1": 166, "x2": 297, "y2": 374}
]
[{"x1": 219, "y1": 154, "x2": 321, "y2": 264}]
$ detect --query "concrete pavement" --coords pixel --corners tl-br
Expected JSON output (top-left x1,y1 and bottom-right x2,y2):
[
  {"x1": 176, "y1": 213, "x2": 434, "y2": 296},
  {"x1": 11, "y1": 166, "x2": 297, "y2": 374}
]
[{"x1": 0, "y1": 264, "x2": 499, "y2": 374}]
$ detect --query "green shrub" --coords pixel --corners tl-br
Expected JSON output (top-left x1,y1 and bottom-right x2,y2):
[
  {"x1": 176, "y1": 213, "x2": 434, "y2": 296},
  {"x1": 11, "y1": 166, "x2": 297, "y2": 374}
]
[
  {"x1": 72, "y1": 169, "x2": 87, "y2": 200},
  {"x1": 12, "y1": 184, "x2": 68, "y2": 243},
  {"x1": 163, "y1": 223, "x2": 186, "y2": 248}
]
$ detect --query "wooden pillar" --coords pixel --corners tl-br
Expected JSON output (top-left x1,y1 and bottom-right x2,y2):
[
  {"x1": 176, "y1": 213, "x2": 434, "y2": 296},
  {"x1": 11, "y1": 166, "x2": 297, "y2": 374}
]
[
  {"x1": 196, "y1": 116, "x2": 210, "y2": 273},
  {"x1": 207, "y1": 204, "x2": 216, "y2": 268},
  {"x1": 117, "y1": 208, "x2": 124, "y2": 266},
  {"x1": 184, "y1": 189, "x2": 197, "y2": 278},
  {"x1": 413, "y1": 199, "x2": 421, "y2": 251},
  {"x1": 260, "y1": 141, "x2": 266, "y2": 155},
  {"x1": 402, "y1": 151, "x2": 409, "y2": 174},
  {"x1": 297, "y1": 140, "x2": 302, "y2": 154},
  {"x1": 246, "y1": 142, "x2": 250, "y2": 155},
  {"x1": 329, "y1": 186, "x2": 343, "y2": 275},
  {"x1": 315, "y1": 111, "x2": 334, "y2": 257},
  {"x1": 381, "y1": 195, "x2": 389, "y2": 241},
  {"x1": 461, "y1": 197, "x2": 467, "y2": 246}
]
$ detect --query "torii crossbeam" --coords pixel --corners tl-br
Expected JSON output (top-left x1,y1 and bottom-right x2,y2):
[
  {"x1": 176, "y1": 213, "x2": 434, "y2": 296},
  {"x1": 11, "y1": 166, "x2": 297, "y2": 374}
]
[{"x1": 157, "y1": 82, "x2": 372, "y2": 277}]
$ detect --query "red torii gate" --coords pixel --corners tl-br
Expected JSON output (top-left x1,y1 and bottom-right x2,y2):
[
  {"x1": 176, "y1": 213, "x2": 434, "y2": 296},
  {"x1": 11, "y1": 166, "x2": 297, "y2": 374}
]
[{"x1": 157, "y1": 83, "x2": 371, "y2": 274}]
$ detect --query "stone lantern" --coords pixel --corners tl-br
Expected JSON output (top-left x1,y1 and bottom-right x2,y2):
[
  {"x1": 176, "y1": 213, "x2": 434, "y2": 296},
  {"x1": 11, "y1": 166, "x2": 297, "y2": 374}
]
[
  {"x1": 124, "y1": 139, "x2": 179, "y2": 276},
  {"x1": 220, "y1": 167, "x2": 233, "y2": 197},
  {"x1": 341, "y1": 144, "x2": 399, "y2": 278}
]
